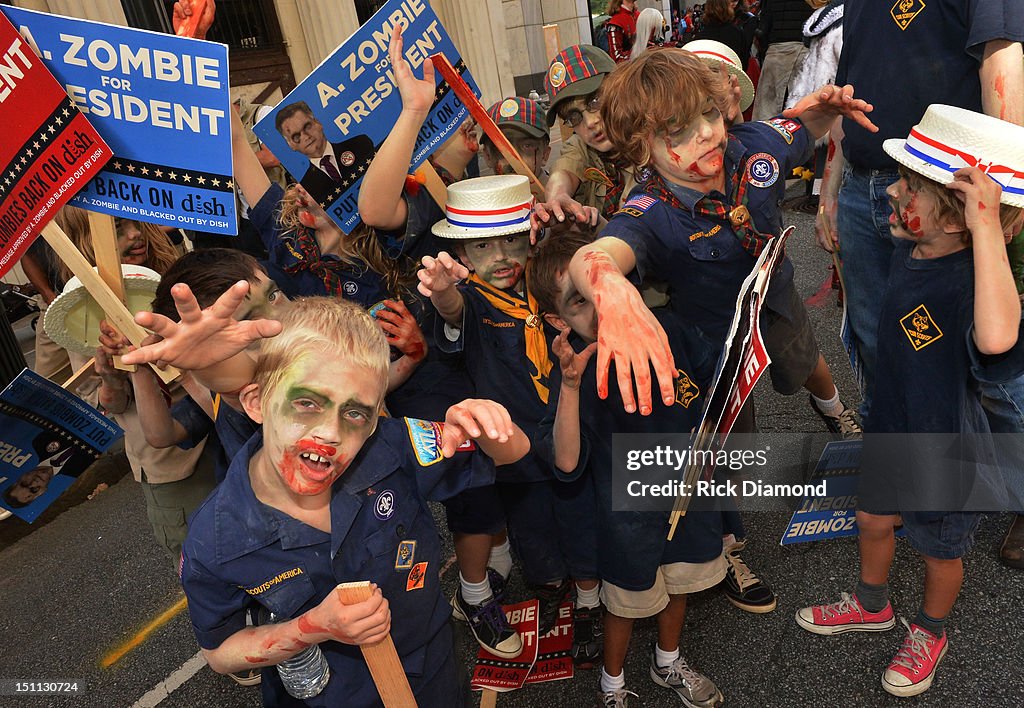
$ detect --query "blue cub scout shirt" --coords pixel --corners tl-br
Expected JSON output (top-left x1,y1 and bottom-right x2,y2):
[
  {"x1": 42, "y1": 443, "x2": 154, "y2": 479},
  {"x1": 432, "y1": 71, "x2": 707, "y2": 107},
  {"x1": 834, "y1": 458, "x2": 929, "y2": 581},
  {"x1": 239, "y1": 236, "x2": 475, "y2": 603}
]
[
  {"x1": 601, "y1": 119, "x2": 812, "y2": 346},
  {"x1": 180, "y1": 418, "x2": 495, "y2": 706}
]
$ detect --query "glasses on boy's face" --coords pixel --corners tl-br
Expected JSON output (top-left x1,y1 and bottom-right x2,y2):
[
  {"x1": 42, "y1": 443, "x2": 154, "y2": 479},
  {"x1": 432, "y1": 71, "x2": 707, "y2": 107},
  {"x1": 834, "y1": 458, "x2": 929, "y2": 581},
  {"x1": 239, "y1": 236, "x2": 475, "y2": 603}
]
[{"x1": 557, "y1": 93, "x2": 601, "y2": 128}]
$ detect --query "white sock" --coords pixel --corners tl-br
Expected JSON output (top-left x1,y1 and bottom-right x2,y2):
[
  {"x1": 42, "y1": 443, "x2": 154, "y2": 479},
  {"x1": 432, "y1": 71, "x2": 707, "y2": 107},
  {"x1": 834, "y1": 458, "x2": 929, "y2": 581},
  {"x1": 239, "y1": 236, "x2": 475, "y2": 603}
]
[
  {"x1": 600, "y1": 667, "x2": 626, "y2": 693},
  {"x1": 575, "y1": 582, "x2": 601, "y2": 609},
  {"x1": 488, "y1": 539, "x2": 513, "y2": 579},
  {"x1": 812, "y1": 387, "x2": 843, "y2": 416},
  {"x1": 655, "y1": 644, "x2": 680, "y2": 668},
  {"x1": 459, "y1": 572, "x2": 493, "y2": 606}
]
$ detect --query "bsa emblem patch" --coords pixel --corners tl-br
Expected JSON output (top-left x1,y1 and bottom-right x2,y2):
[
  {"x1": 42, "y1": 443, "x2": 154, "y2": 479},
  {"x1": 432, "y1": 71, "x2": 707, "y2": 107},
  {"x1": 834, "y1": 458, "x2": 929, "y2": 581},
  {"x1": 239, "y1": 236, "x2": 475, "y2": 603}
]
[
  {"x1": 675, "y1": 370, "x2": 700, "y2": 408},
  {"x1": 406, "y1": 562, "x2": 428, "y2": 591},
  {"x1": 899, "y1": 304, "x2": 943, "y2": 351},
  {"x1": 746, "y1": 153, "x2": 780, "y2": 188},
  {"x1": 548, "y1": 61, "x2": 567, "y2": 88},
  {"x1": 395, "y1": 540, "x2": 417, "y2": 570},
  {"x1": 406, "y1": 418, "x2": 444, "y2": 466},
  {"x1": 891, "y1": 0, "x2": 926, "y2": 31},
  {"x1": 374, "y1": 489, "x2": 396, "y2": 520},
  {"x1": 343, "y1": 281, "x2": 358, "y2": 296},
  {"x1": 763, "y1": 118, "x2": 799, "y2": 144},
  {"x1": 340, "y1": 150, "x2": 356, "y2": 167},
  {"x1": 499, "y1": 98, "x2": 520, "y2": 117}
]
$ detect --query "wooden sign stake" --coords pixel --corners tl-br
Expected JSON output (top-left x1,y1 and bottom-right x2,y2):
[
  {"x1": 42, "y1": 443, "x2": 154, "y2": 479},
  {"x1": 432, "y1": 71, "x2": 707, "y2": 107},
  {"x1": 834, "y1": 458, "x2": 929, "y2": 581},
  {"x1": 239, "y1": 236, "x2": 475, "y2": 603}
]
[
  {"x1": 88, "y1": 212, "x2": 135, "y2": 372},
  {"x1": 336, "y1": 582, "x2": 417, "y2": 707},
  {"x1": 415, "y1": 162, "x2": 449, "y2": 211},
  {"x1": 61, "y1": 357, "x2": 96, "y2": 391},
  {"x1": 429, "y1": 54, "x2": 546, "y2": 200},
  {"x1": 41, "y1": 221, "x2": 178, "y2": 385}
]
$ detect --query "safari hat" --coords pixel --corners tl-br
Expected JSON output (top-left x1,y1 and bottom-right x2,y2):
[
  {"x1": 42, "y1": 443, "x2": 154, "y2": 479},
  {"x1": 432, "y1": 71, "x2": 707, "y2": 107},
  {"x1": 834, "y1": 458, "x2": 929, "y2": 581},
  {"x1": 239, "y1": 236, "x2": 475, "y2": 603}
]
[
  {"x1": 431, "y1": 175, "x2": 534, "y2": 239},
  {"x1": 883, "y1": 104, "x2": 1024, "y2": 207},
  {"x1": 684, "y1": 39, "x2": 755, "y2": 112},
  {"x1": 544, "y1": 45, "x2": 616, "y2": 127},
  {"x1": 44, "y1": 264, "x2": 161, "y2": 356},
  {"x1": 486, "y1": 97, "x2": 549, "y2": 140}
]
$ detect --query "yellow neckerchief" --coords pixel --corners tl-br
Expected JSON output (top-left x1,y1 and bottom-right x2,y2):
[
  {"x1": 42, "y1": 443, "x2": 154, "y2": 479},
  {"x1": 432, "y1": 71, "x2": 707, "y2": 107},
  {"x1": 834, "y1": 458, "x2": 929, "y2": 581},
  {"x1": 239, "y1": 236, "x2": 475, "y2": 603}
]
[{"x1": 466, "y1": 273, "x2": 552, "y2": 403}]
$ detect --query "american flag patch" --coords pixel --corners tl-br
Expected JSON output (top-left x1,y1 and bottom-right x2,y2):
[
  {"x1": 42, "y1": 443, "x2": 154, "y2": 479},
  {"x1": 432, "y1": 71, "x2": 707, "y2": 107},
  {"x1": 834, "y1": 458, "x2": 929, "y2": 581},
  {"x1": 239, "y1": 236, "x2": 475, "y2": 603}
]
[{"x1": 624, "y1": 195, "x2": 656, "y2": 211}]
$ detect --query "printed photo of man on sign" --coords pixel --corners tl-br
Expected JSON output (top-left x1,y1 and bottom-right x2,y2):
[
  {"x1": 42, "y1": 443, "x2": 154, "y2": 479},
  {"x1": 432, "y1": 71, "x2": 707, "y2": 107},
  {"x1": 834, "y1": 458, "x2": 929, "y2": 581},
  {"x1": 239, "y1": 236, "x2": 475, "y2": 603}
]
[{"x1": 253, "y1": 0, "x2": 479, "y2": 234}]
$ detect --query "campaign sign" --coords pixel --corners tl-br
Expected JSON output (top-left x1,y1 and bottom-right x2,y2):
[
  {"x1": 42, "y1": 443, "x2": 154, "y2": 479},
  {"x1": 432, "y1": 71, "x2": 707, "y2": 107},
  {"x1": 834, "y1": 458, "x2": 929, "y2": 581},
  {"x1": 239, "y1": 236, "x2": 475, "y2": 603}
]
[
  {"x1": 471, "y1": 599, "x2": 539, "y2": 692},
  {"x1": 0, "y1": 11, "x2": 111, "y2": 279},
  {"x1": 524, "y1": 601, "x2": 574, "y2": 685},
  {"x1": 781, "y1": 440, "x2": 861, "y2": 545},
  {"x1": 0, "y1": 369, "x2": 123, "y2": 522},
  {"x1": 253, "y1": 0, "x2": 479, "y2": 234},
  {"x1": 2, "y1": 6, "x2": 236, "y2": 235}
]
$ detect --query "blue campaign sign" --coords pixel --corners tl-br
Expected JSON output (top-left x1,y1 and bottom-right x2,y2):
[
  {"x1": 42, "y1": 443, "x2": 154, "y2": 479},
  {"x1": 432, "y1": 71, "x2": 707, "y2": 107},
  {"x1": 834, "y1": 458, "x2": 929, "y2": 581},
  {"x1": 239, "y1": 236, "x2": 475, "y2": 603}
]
[
  {"x1": 253, "y1": 0, "x2": 479, "y2": 234},
  {"x1": 0, "y1": 369, "x2": 122, "y2": 523},
  {"x1": 1, "y1": 6, "x2": 236, "y2": 235}
]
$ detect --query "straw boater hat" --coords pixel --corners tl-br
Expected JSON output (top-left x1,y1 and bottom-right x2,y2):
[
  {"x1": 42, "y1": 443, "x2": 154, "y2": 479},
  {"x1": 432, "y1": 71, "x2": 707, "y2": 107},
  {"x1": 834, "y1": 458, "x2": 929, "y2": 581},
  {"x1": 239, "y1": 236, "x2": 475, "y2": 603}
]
[
  {"x1": 431, "y1": 175, "x2": 534, "y2": 239},
  {"x1": 43, "y1": 264, "x2": 161, "y2": 356},
  {"x1": 883, "y1": 104, "x2": 1024, "y2": 208},
  {"x1": 684, "y1": 39, "x2": 755, "y2": 112}
]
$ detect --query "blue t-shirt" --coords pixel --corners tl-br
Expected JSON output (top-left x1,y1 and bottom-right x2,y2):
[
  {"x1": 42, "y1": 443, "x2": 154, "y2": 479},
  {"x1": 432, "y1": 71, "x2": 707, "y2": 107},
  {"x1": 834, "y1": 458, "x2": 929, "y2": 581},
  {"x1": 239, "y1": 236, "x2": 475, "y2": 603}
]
[
  {"x1": 248, "y1": 182, "x2": 388, "y2": 307},
  {"x1": 535, "y1": 311, "x2": 723, "y2": 590},
  {"x1": 601, "y1": 119, "x2": 812, "y2": 347},
  {"x1": 436, "y1": 281, "x2": 556, "y2": 483},
  {"x1": 861, "y1": 243, "x2": 1024, "y2": 512},
  {"x1": 836, "y1": 0, "x2": 1023, "y2": 169},
  {"x1": 181, "y1": 418, "x2": 495, "y2": 707}
]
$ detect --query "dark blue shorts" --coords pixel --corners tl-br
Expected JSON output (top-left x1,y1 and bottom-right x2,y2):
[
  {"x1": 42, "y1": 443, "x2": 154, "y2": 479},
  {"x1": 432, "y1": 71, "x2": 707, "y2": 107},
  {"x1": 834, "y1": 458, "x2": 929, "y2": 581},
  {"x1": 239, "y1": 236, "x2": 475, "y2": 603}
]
[
  {"x1": 900, "y1": 510, "x2": 982, "y2": 560},
  {"x1": 442, "y1": 484, "x2": 506, "y2": 535}
]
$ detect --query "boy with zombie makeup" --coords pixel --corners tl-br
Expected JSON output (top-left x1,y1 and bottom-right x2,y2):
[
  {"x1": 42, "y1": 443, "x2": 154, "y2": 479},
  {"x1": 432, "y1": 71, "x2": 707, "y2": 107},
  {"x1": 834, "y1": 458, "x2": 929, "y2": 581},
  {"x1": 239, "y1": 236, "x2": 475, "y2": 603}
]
[
  {"x1": 123, "y1": 293, "x2": 529, "y2": 706},
  {"x1": 529, "y1": 233, "x2": 727, "y2": 708},
  {"x1": 565, "y1": 50, "x2": 875, "y2": 613},
  {"x1": 796, "y1": 105, "x2": 1024, "y2": 698},
  {"x1": 480, "y1": 97, "x2": 552, "y2": 180},
  {"x1": 418, "y1": 174, "x2": 603, "y2": 664}
]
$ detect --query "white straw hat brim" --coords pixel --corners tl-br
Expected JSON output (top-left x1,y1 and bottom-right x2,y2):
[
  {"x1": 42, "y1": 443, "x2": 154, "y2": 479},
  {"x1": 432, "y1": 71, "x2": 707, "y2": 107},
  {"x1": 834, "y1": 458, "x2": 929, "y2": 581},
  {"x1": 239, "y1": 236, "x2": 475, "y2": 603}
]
[
  {"x1": 883, "y1": 138, "x2": 1024, "y2": 208},
  {"x1": 44, "y1": 265, "x2": 161, "y2": 356}
]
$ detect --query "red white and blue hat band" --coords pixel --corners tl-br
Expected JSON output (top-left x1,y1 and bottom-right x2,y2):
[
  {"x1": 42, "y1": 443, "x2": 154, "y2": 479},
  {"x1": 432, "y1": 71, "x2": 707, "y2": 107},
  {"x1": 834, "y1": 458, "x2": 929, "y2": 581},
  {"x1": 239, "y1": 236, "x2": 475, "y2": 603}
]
[
  {"x1": 904, "y1": 128, "x2": 1024, "y2": 197},
  {"x1": 444, "y1": 200, "x2": 534, "y2": 230}
]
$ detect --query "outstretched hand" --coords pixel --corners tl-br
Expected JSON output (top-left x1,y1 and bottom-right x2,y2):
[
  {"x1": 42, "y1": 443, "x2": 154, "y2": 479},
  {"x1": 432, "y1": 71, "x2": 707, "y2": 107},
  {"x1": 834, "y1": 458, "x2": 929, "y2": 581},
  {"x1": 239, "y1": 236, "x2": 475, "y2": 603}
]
[
  {"x1": 551, "y1": 329, "x2": 598, "y2": 391},
  {"x1": 783, "y1": 84, "x2": 877, "y2": 136},
  {"x1": 389, "y1": 25, "x2": 436, "y2": 114},
  {"x1": 417, "y1": 252, "x2": 469, "y2": 298},
  {"x1": 120, "y1": 280, "x2": 282, "y2": 370},
  {"x1": 441, "y1": 399, "x2": 516, "y2": 457},
  {"x1": 375, "y1": 299, "x2": 427, "y2": 362}
]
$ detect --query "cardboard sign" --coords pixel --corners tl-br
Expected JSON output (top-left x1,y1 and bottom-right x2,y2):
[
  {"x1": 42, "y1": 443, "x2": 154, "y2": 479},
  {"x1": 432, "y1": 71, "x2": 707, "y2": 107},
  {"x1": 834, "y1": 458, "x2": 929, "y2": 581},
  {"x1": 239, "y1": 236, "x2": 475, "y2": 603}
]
[
  {"x1": 253, "y1": 0, "x2": 479, "y2": 234},
  {"x1": 668, "y1": 228, "x2": 792, "y2": 538},
  {"x1": 0, "y1": 369, "x2": 123, "y2": 522},
  {"x1": 0, "y1": 11, "x2": 111, "y2": 279},
  {"x1": 471, "y1": 600, "x2": 540, "y2": 692},
  {"x1": 524, "y1": 602, "x2": 574, "y2": 685},
  {"x1": 2, "y1": 6, "x2": 236, "y2": 235}
]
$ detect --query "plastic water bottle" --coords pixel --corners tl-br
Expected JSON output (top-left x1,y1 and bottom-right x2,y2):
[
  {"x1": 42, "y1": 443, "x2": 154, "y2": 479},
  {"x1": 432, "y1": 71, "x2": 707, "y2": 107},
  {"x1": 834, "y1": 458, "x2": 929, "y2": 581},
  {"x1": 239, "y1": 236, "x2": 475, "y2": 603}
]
[
  {"x1": 268, "y1": 612, "x2": 330, "y2": 699},
  {"x1": 528, "y1": 89, "x2": 541, "y2": 102}
]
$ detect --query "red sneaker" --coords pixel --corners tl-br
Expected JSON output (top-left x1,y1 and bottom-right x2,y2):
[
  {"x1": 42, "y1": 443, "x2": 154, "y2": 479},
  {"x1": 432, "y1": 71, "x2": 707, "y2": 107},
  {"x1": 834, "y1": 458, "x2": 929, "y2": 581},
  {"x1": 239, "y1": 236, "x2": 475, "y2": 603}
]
[
  {"x1": 795, "y1": 591, "x2": 896, "y2": 635},
  {"x1": 882, "y1": 619, "x2": 948, "y2": 697}
]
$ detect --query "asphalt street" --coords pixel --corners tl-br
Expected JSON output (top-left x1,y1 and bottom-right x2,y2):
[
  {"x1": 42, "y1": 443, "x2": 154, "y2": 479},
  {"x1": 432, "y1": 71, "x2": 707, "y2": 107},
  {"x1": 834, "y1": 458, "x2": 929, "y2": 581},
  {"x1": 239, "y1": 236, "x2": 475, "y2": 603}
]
[{"x1": 1, "y1": 192, "x2": 1022, "y2": 708}]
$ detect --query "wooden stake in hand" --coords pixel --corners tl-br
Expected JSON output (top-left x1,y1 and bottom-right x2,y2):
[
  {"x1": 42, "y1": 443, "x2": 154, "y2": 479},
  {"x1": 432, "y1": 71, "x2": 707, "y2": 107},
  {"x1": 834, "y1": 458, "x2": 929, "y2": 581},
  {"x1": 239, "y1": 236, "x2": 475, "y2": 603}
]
[
  {"x1": 88, "y1": 212, "x2": 135, "y2": 373},
  {"x1": 335, "y1": 582, "x2": 416, "y2": 707},
  {"x1": 429, "y1": 54, "x2": 546, "y2": 200}
]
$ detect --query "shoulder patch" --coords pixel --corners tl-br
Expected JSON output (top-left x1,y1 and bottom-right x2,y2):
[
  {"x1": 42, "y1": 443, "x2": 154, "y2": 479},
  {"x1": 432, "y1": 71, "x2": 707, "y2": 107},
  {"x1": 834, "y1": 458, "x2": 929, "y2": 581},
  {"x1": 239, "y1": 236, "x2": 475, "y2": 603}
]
[
  {"x1": 405, "y1": 418, "x2": 444, "y2": 466},
  {"x1": 618, "y1": 194, "x2": 656, "y2": 217},
  {"x1": 746, "y1": 152, "x2": 780, "y2": 188},
  {"x1": 761, "y1": 118, "x2": 802, "y2": 144}
]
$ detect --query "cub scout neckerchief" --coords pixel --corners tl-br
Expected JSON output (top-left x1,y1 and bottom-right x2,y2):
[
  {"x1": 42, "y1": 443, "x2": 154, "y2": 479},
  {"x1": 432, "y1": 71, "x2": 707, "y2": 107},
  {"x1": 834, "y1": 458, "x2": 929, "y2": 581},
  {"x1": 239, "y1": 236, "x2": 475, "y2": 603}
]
[
  {"x1": 466, "y1": 273, "x2": 552, "y2": 403},
  {"x1": 641, "y1": 135, "x2": 771, "y2": 258},
  {"x1": 283, "y1": 226, "x2": 349, "y2": 297}
]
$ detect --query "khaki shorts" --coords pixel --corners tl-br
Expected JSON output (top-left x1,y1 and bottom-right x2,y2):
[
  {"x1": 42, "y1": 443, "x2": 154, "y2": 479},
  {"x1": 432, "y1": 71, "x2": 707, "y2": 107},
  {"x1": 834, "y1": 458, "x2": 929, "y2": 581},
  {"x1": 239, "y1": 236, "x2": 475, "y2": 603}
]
[
  {"x1": 601, "y1": 555, "x2": 727, "y2": 619},
  {"x1": 140, "y1": 458, "x2": 217, "y2": 560}
]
